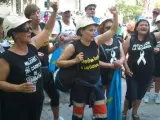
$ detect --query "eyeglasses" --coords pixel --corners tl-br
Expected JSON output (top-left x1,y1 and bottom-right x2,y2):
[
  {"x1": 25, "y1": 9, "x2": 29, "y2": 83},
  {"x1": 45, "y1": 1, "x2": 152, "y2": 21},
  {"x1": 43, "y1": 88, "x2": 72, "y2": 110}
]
[
  {"x1": 88, "y1": 7, "x2": 95, "y2": 11},
  {"x1": 14, "y1": 23, "x2": 32, "y2": 33}
]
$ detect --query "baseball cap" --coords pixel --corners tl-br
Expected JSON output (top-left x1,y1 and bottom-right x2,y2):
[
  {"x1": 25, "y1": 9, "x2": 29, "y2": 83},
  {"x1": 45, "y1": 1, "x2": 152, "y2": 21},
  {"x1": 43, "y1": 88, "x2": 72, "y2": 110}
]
[
  {"x1": 3, "y1": 15, "x2": 31, "y2": 37},
  {"x1": 85, "y1": 3, "x2": 96, "y2": 11}
]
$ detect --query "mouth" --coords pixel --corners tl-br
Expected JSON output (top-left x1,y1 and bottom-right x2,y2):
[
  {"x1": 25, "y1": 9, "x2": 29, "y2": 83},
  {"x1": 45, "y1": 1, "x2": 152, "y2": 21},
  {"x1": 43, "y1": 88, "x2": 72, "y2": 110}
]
[{"x1": 140, "y1": 28, "x2": 147, "y2": 32}]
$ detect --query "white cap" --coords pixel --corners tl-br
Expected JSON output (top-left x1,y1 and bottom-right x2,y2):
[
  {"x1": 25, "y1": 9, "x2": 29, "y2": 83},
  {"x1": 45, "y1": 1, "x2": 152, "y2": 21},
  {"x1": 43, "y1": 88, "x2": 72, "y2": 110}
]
[
  {"x1": 99, "y1": 16, "x2": 113, "y2": 25},
  {"x1": 84, "y1": 3, "x2": 96, "y2": 11},
  {"x1": 3, "y1": 15, "x2": 31, "y2": 37},
  {"x1": 76, "y1": 17, "x2": 98, "y2": 31},
  {"x1": 156, "y1": 15, "x2": 160, "y2": 23}
]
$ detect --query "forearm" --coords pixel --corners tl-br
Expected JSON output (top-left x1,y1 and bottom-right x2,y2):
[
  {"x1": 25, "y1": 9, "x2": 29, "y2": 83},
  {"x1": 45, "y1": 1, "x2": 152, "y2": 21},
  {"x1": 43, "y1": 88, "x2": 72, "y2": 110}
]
[
  {"x1": 57, "y1": 59, "x2": 77, "y2": 68},
  {"x1": 99, "y1": 61, "x2": 113, "y2": 68},
  {"x1": 123, "y1": 60, "x2": 130, "y2": 70},
  {"x1": 45, "y1": 10, "x2": 57, "y2": 34},
  {"x1": 0, "y1": 81, "x2": 19, "y2": 92},
  {"x1": 110, "y1": 14, "x2": 118, "y2": 36}
]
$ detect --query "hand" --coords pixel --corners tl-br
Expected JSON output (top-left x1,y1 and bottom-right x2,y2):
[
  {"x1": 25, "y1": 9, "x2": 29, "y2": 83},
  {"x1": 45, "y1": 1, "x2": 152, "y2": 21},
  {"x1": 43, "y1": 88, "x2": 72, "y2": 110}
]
[
  {"x1": 153, "y1": 48, "x2": 160, "y2": 54},
  {"x1": 113, "y1": 60, "x2": 122, "y2": 69},
  {"x1": 16, "y1": 82, "x2": 36, "y2": 93},
  {"x1": 74, "y1": 52, "x2": 84, "y2": 63},
  {"x1": 50, "y1": 0, "x2": 59, "y2": 11},
  {"x1": 109, "y1": 7, "x2": 118, "y2": 15},
  {"x1": 57, "y1": 35, "x2": 64, "y2": 45},
  {"x1": 125, "y1": 68, "x2": 133, "y2": 77}
]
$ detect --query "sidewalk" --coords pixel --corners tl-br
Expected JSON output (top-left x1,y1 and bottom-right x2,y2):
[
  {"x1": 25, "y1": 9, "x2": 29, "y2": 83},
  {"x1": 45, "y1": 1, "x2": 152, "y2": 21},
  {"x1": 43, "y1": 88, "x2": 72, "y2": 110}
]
[{"x1": 41, "y1": 79, "x2": 160, "y2": 120}]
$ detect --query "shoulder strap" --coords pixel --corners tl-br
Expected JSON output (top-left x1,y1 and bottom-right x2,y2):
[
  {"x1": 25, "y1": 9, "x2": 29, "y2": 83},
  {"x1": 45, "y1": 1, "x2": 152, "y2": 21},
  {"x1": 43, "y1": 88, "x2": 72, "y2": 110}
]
[
  {"x1": 100, "y1": 45, "x2": 107, "y2": 61},
  {"x1": 57, "y1": 20, "x2": 62, "y2": 34}
]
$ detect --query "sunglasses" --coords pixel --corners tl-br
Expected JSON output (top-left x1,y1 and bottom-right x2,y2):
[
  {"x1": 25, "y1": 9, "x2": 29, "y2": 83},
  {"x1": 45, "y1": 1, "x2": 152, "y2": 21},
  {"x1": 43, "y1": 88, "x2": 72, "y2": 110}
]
[
  {"x1": 153, "y1": 12, "x2": 159, "y2": 15},
  {"x1": 88, "y1": 7, "x2": 95, "y2": 11},
  {"x1": 105, "y1": 26, "x2": 112, "y2": 30},
  {"x1": 14, "y1": 23, "x2": 32, "y2": 33}
]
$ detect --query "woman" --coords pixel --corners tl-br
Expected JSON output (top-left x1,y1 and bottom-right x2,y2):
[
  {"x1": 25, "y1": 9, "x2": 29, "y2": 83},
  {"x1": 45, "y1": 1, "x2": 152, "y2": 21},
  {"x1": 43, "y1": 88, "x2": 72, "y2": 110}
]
[
  {"x1": 44, "y1": 11, "x2": 49, "y2": 23},
  {"x1": 98, "y1": 18, "x2": 125, "y2": 99},
  {"x1": 57, "y1": 7, "x2": 118, "y2": 120},
  {"x1": 24, "y1": 4, "x2": 63, "y2": 120},
  {"x1": 0, "y1": 1, "x2": 58, "y2": 120},
  {"x1": 122, "y1": 19, "x2": 160, "y2": 120}
]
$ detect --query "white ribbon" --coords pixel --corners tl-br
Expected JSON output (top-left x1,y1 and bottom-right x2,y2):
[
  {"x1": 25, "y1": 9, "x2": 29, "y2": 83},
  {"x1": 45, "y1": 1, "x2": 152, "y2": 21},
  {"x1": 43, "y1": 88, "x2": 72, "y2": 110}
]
[
  {"x1": 110, "y1": 50, "x2": 117, "y2": 63},
  {"x1": 137, "y1": 50, "x2": 146, "y2": 65}
]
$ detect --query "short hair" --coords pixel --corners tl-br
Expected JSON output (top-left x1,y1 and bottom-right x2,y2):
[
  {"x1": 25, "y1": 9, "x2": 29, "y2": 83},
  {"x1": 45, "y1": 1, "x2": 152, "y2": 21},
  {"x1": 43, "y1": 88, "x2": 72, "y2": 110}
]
[
  {"x1": 0, "y1": 17, "x2": 4, "y2": 25},
  {"x1": 24, "y1": 4, "x2": 40, "y2": 19}
]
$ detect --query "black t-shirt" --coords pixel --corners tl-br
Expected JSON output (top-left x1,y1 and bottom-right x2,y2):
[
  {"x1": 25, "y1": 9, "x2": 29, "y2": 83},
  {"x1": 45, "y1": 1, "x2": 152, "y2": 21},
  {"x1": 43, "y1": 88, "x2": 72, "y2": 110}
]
[
  {"x1": 1, "y1": 44, "x2": 43, "y2": 103},
  {"x1": 31, "y1": 32, "x2": 49, "y2": 67},
  {"x1": 72, "y1": 40, "x2": 100, "y2": 84},
  {"x1": 128, "y1": 33, "x2": 157, "y2": 76},
  {"x1": 99, "y1": 38, "x2": 120, "y2": 79}
]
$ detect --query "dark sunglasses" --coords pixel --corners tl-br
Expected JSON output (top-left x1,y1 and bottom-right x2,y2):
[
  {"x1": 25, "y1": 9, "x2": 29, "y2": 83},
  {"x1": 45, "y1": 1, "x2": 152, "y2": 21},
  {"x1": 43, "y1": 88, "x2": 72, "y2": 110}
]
[
  {"x1": 88, "y1": 7, "x2": 95, "y2": 11},
  {"x1": 153, "y1": 12, "x2": 159, "y2": 15},
  {"x1": 105, "y1": 26, "x2": 112, "y2": 30},
  {"x1": 14, "y1": 23, "x2": 32, "y2": 33}
]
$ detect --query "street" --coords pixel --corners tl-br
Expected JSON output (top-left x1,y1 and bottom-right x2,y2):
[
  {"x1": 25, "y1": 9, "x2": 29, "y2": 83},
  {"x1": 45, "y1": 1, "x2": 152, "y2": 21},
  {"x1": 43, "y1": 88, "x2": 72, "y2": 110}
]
[{"x1": 41, "y1": 79, "x2": 160, "y2": 120}]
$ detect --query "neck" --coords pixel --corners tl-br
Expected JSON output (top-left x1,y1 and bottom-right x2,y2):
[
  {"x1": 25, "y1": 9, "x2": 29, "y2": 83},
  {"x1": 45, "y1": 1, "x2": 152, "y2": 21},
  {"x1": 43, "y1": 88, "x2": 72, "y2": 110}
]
[
  {"x1": 14, "y1": 40, "x2": 28, "y2": 52},
  {"x1": 31, "y1": 22, "x2": 39, "y2": 30},
  {"x1": 138, "y1": 34, "x2": 145, "y2": 41},
  {"x1": 62, "y1": 19, "x2": 70, "y2": 25},
  {"x1": 81, "y1": 38, "x2": 91, "y2": 46},
  {"x1": 86, "y1": 14, "x2": 94, "y2": 19}
]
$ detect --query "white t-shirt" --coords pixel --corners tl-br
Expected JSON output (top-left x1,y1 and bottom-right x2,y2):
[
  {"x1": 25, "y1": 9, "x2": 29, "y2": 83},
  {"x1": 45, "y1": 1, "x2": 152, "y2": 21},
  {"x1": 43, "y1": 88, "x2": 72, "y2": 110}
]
[
  {"x1": 0, "y1": 44, "x2": 5, "y2": 53},
  {"x1": 52, "y1": 19, "x2": 76, "y2": 51}
]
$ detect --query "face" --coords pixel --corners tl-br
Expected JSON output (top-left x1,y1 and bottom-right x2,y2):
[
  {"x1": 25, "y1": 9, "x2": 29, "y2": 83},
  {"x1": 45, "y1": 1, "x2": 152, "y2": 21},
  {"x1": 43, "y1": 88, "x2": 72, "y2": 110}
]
[
  {"x1": 153, "y1": 11, "x2": 159, "y2": 20},
  {"x1": 104, "y1": 21, "x2": 113, "y2": 32},
  {"x1": 81, "y1": 25, "x2": 96, "y2": 41},
  {"x1": 156, "y1": 21, "x2": 160, "y2": 30},
  {"x1": 14, "y1": 23, "x2": 32, "y2": 44},
  {"x1": 62, "y1": 11, "x2": 71, "y2": 22},
  {"x1": 30, "y1": 10, "x2": 41, "y2": 25},
  {"x1": 0, "y1": 25, "x2": 4, "y2": 39},
  {"x1": 86, "y1": 6, "x2": 96, "y2": 17},
  {"x1": 136, "y1": 21, "x2": 149, "y2": 35}
]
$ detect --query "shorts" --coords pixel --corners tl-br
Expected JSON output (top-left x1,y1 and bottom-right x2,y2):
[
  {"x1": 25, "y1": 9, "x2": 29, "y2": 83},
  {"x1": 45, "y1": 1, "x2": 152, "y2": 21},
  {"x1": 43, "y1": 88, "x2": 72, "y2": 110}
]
[
  {"x1": 125, "y1": 75, "x2": 152, "y2": 101},
  {"x1": 42, "y1": 66, "x2": 60, "y2": 107}
]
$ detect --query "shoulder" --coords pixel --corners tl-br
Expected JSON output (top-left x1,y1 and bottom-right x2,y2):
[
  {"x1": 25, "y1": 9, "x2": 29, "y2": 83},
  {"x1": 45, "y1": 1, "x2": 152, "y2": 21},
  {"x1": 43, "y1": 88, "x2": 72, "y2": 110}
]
[{"x1": 28, "y1": 44, "x2": 38, "y2": 54}]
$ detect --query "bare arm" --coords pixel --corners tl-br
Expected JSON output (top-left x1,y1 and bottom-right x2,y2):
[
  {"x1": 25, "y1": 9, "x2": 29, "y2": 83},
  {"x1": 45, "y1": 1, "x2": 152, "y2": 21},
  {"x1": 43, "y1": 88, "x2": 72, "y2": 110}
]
[
  {"x1": 119, "y1": 42, "x2": 125, "y2": 64},
  {"x1": 56, "y1": 44, "x2": 77, "y2": 68},
  {"x1": 30, "y1": 1, "x2": 58, "y2": 49},
  {"x1": 154, "y1": 31, "x2": 160, "y2": 41},
  {"x1": 95, "y1": 7, "x2": 118, "y2": 45}
]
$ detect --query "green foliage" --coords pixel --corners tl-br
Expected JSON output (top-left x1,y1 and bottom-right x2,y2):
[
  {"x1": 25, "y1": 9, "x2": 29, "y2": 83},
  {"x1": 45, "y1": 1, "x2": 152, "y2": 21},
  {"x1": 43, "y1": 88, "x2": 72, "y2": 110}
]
[
  {"x1": 154, "y1": 0, "x2": 160, "y2": 8},
  {"x1": 116, "y1": 0, "x2": 143, "y2": 23}
]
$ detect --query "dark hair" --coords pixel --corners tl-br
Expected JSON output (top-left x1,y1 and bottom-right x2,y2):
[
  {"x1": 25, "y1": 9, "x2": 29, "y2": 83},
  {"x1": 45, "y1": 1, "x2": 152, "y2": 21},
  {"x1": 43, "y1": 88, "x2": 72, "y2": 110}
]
[
  {"x1": 24, "y1": 4, "x2": 40, "y2": 19},
  {"x1": 133, "y1": 19, "x2": 150, "y2": 40},
  {"x1": 0, "y1": 17, "x2": 4, "y2": 25},
  {"x1": 98, "y1": 19, "x2": 113, "y2": 34}
]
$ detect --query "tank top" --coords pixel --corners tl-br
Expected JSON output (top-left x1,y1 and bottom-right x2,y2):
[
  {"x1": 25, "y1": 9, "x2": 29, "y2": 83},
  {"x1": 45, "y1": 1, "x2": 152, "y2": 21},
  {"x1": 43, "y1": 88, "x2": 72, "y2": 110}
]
[
  {"x1": 99, "y1": 38, "x2": 120, "y2": 77},
  {"x1": 128, "y1": 33, "x2": 157, "y2": 76},
  {"x1": 72, "y1": 40, "x2": 100, "y2": 84},
  {"x1": 31, "y1": 32, "x2": 49, "y2": 67},
  {"x1": 1, "y1": 44, "x2": 43, "y2": 103}
]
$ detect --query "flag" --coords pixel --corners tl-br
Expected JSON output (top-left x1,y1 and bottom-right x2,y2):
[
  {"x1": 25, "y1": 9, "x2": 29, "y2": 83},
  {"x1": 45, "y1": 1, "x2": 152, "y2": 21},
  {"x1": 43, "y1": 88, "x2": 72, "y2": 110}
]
[
  {"x1": 107, "y1": 69, "x2": 122, "y2": 120},
  {"x1": 49, "y1": 46, "x2": 61, "y2": 72}
]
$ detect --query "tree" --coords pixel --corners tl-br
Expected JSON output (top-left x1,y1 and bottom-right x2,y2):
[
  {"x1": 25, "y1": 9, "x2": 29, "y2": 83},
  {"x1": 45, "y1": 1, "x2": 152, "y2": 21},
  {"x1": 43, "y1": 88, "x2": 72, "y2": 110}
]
[
  {"x1": 116, "y1": 0, "x2": 143, "y2": 23},
  {"x1": 0, "y1": 0, "x2": 11, "y2": 5},
  {"x1": 154, "y1": 0, "x2": 160, "y2": 8}
]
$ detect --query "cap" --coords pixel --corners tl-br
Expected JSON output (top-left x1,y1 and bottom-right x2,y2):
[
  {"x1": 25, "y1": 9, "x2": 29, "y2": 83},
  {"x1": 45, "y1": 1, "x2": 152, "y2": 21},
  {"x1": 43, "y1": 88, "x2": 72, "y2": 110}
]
[
  {"x1": 85, "y1": 3, "x2": 96, "y2": 11},
  {"x1": 76, "y1": 17, "x2": 98, "y2": 31},
  {"x1": 3, "y1": 15, "x2": 31, "y2": 37}
]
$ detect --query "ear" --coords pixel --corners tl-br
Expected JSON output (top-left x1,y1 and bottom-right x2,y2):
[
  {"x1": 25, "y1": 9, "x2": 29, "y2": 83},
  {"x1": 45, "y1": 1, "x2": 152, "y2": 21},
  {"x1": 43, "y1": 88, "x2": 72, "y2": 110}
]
[{"x1": 80, "y1": 29, "x2": 84, "y2": 35}]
